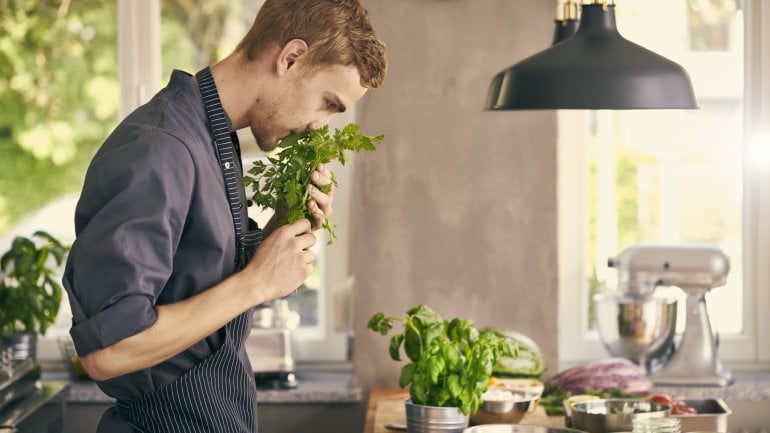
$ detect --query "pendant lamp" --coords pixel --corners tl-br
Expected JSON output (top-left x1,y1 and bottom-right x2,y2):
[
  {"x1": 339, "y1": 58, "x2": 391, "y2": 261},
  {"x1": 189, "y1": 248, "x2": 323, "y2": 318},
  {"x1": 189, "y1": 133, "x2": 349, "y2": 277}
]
[
  {"x1": 485, "y1": 0, "x2": 697, "y2": 110},
  {"x1": 485, "y1": 0, "x2": 579, "y2": 110},
  {"x1": 552, "y1": 0, "x2": 580, "y2": 45}
]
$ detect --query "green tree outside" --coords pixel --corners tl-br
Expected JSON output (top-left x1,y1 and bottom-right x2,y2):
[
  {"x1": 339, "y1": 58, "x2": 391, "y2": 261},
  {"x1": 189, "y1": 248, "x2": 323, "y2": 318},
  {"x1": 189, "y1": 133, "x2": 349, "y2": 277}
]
[
  {"x1": 0, "y1": 1, "x2": 119, "y2": 234},
  {"x1": 0, "y1": 0, "x2": 241, "y2": 236}
]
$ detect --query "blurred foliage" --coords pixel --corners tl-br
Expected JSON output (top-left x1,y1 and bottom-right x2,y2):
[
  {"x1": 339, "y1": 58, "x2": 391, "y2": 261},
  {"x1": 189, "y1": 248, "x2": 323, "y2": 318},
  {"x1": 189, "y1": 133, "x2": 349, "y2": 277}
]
[
  {"x1": 160, "y1": 0, "x2": 231, "y2": 72},
  {"x1": 0, "y1": 0, "x2": 239, "y2": 235},
  {"x1": 585, "y1": 138, "x2": 657, "y2": 329},
  {"x1": 0, "y1": 0, "x2": 119, "y2": 234},
  {"x1": 686, "y1": 0, "x2": 742, "y2": 51}
]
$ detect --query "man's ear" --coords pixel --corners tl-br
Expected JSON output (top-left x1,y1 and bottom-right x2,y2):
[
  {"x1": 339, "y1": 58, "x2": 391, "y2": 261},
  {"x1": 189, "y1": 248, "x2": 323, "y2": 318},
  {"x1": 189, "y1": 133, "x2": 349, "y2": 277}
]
[{"x1": 276, "y1": 39, "x2": 309, "y2": 77}]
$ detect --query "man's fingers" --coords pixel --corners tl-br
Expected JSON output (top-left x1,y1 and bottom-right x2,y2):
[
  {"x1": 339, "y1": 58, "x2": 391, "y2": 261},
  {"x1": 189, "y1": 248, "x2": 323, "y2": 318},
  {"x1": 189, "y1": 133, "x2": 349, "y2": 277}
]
[
  {"x1": 296, "y1": 231, "x2": 316, "y2": 250},
  {"x1": 307, "y1": 186, "x2": 333, "y2": 218},
  {"x1": 285, "y1": 218, "x2": 312, "y2": 235},
  {"x1": 302, "y1": 250, "x2": 315, "y2": 265},
  {"x1": 311, "y1": 165, "x2": 334, "y2": 195}
]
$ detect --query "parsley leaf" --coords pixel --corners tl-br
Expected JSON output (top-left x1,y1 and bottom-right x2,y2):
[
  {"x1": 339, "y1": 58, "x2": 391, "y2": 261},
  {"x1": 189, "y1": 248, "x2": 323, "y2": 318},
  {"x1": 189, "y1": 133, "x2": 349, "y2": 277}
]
[{"x1": 244, "y1": 124, "x2": 383, "y2": 244}]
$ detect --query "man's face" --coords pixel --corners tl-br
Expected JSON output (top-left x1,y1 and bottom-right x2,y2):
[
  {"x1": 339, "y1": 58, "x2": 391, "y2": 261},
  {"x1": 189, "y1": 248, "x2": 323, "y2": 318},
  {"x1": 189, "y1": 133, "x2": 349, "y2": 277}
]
[{"x1": 249, "y1": 64, "x2": 367, "y2": 151}]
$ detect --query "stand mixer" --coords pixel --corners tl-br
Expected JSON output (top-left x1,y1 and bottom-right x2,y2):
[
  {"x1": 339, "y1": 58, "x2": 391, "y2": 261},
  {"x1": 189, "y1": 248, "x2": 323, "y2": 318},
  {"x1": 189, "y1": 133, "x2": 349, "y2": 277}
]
[
  {"x1": 245, "y1": 299, "x2": 300, "y2": 389},
  {"x1": 596, "y1": 243, "x2": 733, "y2": 386}
]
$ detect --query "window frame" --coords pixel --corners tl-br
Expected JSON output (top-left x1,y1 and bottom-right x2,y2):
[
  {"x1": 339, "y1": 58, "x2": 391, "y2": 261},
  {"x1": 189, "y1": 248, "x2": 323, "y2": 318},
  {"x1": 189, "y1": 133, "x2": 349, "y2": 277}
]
[
  {"x1": 557, "y1": 0, "x2": 770, "y2": 371},
  {"x1": 131, "y1": 0, "x2": 355, "y2": 362},
  {"x1": 36, "y1": 0, "x2": 353, "y2": 364}
]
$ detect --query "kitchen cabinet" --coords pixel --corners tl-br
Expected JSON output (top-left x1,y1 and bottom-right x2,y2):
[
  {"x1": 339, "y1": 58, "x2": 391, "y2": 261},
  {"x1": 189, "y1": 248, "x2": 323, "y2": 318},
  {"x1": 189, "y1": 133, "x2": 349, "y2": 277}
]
[
  {"x1": 259, "y1": 401, "x2": 366, "y2": 433},
  {"x1": 63, "y1": 400, "x2": 367, "y2": 433},
  {"x1": 62, "y1": 369, "x2": 366, "y2": 433},
  {"x1": 63, "y1": 402, "x2": 111, "y2": 433}
]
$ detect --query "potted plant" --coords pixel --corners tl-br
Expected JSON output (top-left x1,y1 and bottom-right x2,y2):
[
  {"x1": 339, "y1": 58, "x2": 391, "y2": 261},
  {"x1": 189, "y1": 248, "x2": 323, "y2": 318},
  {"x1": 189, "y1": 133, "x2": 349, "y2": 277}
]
[
  {"x1": 367, "y1": 305, "x2": 518, "y2": 433},
  {"x1": 0, "y1": 230, "x2": 69, "y2": 360}
]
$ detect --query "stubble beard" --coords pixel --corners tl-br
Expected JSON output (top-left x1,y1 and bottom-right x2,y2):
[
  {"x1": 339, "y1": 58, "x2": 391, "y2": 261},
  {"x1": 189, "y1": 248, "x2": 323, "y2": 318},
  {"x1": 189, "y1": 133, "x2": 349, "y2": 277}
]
[{"x1": 251, "y1": 125, "x2": 279, "y2": 152}]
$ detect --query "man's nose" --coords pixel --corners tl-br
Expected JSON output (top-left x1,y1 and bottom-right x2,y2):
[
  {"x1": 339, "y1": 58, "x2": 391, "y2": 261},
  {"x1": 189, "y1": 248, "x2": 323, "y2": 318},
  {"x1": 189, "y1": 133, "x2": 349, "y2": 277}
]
[{"x1": 308, "y1": 115, "x2": 334, "y2": 131}]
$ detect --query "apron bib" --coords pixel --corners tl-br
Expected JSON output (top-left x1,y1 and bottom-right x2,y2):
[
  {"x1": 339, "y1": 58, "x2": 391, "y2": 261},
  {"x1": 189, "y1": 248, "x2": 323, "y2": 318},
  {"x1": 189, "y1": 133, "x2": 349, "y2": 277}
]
[{"x1": 98, "y1": 66, "x2": 262, "y2": 433}]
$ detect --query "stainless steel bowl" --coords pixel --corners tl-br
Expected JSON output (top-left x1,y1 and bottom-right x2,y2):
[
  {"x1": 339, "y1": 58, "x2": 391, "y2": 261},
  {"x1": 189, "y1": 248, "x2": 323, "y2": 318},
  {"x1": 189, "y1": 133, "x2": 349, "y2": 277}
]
[
  {"x1": 568, "y1": 398, "x2": 669, "y2": 433},
  {"x1": 464, "y1": 424, "x2": 589, "y2": 433},
  {"x1": 594, "y1": 292, "x2": 677, "y2": 372},
  {"x1": 469, "y1": 390, "x2": 539, "y2": 425}
]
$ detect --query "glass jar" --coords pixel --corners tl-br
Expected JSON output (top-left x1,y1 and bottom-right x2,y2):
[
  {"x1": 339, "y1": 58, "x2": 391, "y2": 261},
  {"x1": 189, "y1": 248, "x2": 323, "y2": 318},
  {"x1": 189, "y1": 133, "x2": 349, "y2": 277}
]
[{"x1": 632, "y1": 417, "x2": 681, "y2": 433}]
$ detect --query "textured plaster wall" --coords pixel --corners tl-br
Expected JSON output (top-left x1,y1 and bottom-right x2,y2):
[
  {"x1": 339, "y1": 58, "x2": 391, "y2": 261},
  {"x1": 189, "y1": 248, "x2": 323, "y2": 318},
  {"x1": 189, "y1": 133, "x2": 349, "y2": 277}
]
[{"x1": 351, "y1": 1, "x2": 559, "y2": 389}]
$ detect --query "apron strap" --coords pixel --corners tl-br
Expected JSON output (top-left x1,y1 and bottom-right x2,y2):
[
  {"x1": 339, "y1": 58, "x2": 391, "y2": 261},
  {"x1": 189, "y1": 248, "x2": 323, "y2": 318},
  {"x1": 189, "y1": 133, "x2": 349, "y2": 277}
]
[{"x1": 196, "y1": 66, "x2": 248, "y2": 270}]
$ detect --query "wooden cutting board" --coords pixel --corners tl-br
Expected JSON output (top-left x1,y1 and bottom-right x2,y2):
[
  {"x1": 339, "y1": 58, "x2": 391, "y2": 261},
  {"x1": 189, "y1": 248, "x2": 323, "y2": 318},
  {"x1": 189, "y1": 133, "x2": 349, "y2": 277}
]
[{"x1": 364, "y1": 387, "x2": 566, "y2": 433}]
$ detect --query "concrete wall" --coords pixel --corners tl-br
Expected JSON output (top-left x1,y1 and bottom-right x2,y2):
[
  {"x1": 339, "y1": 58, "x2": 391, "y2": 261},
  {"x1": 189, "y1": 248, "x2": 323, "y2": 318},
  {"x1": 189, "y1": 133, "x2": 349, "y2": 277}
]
[{"x1": 351, "y1": 1, "x2": 559, "y2": 389}]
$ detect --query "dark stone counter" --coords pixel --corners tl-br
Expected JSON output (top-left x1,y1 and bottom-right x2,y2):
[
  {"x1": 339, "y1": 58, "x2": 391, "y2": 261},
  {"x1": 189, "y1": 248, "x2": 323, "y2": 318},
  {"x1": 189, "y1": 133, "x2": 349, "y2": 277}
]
[{"x1": 48, "y1": 369, "x2": 362, "y2": 404}]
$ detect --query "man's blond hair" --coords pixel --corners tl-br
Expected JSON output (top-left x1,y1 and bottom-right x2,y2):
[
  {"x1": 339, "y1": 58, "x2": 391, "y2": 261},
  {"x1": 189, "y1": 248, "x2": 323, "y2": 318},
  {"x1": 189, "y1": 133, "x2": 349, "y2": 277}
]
[{"x1": 237, "y1": 0, "x2": 387, "y2": 89}]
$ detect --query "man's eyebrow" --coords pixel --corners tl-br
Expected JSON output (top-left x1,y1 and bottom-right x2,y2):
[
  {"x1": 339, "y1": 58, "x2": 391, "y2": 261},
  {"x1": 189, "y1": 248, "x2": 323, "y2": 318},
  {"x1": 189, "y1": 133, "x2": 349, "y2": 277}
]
[{"x1": 326, "y1": 92, "x2": 347, "y2": 113}]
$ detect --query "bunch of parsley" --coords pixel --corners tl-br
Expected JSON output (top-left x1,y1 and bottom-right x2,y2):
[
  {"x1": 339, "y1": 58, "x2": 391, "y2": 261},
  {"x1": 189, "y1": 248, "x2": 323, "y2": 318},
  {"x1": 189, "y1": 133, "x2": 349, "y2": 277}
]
[
  {"x1": 368, "y1": 305, "x2": 518, "y2": 415},
  {"x1": 244, "y1": 123, "x2": 383, "y2": 244}
]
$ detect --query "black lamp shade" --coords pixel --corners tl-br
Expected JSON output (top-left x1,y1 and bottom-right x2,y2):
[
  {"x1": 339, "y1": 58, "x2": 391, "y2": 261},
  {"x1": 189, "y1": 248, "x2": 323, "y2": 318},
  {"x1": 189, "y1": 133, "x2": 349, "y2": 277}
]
[
  {"x1": 486, "y1": 3, "x2": 698, "y2": 110},
  {"x1": 553, "y1": 18, "x2": 579, "y2": 45}
]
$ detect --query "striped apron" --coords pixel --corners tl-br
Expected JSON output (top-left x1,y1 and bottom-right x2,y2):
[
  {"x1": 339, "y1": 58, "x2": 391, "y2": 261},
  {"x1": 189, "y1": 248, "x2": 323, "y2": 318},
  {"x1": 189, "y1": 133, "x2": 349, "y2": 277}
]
[{"x1": 98, "y1": 66, "x2": 262, "y2": 433}]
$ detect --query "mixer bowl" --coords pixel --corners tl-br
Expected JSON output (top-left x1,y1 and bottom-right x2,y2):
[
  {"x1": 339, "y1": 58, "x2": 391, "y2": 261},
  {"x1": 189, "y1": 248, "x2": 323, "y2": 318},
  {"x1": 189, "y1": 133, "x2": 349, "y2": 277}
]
[{"x1": 594, "y1": 292, "x2": 677, "y2": 372}]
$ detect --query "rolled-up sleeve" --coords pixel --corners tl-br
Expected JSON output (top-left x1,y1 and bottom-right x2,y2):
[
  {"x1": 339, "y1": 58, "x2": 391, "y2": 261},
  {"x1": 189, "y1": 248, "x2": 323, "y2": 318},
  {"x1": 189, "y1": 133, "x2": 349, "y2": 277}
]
[{"x1": 64, "y1": 131, "x2": 195, "y2": 357}]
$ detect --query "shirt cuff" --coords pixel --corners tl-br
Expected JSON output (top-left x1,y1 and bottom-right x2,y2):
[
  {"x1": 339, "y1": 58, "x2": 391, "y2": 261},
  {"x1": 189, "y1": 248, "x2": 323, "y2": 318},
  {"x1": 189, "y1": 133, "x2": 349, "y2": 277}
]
[{"x1": 69, "y1": 294, "x2": 157, "y2": 357}]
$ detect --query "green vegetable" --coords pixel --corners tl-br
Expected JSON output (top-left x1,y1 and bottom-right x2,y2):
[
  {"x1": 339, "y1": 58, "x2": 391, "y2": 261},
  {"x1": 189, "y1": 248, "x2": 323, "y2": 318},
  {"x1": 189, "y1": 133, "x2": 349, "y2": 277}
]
[
  {"x1": 539, "y1": 383, "x2": 571, "y2": 416},
  {"x1": 538, "y1": 383, "x2": 639, "y2": 416},
  {"x1": 367, "y1": 305, "x2": 518, "y2": 415},
  {"x1": 484, "y1": 328, "x2": 545, "y2": 378},
  {"x1": 243, "y1": 123, "x2": 383, "y2": 244}
]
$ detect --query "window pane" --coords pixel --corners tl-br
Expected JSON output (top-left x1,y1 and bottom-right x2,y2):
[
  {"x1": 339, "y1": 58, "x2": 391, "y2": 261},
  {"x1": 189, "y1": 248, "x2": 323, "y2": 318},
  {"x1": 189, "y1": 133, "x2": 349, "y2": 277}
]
[
  {"x1": 0, "y1": 1, "x2": 118, "y2": 236},
  {"x1": 0, "y1": 2, "x2": 118, "y2": 347},
  {"x1": 159, "y1": 0, "x2": 329, "y2": 346},
  {"x1": 587, "y1": 0, "x2": 744, "y2": 334},
  {"x1": 160, "y1": 0, "x2": 265, "y2": 78}
]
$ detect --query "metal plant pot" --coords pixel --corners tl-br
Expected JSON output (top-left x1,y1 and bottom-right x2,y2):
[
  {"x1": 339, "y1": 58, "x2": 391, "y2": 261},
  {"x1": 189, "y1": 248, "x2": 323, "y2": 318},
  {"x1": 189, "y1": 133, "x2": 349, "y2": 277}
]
[
  {"x1": 1, "y1": 333, "x2": 37, "y2": 360},
  {"x1": 404, "y1": 398, "x2": 469, "y2": 433}
]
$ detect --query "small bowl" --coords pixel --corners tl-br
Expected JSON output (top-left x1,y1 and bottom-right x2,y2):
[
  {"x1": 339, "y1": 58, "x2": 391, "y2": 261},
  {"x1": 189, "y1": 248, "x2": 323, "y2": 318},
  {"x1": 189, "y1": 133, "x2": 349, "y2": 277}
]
[
  {"x1": 568, "y1": 398, "x2": 669, "y2": 433},
  {"x1": 469, "y1": 390, "x2": 540, "y2": 425},
  {"x1": 488, "y1": 378, "x2": 545, "y2": 413}
]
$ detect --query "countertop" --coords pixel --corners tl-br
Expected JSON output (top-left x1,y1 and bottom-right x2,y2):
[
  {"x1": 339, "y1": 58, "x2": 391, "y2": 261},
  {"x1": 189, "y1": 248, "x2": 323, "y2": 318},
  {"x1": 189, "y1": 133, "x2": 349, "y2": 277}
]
[
  {"x1": 651, "y1": 371, "x2": 770, "y2": 400},
  {"x1": 53, "y1": 370, "x2": 362, "y2": 404},
  {"x1": 48, "y1": 369, "x2": 770, "y2": 405},
  {"x1": 363, "y1": 387, "x2": 565, "y2": 433}
]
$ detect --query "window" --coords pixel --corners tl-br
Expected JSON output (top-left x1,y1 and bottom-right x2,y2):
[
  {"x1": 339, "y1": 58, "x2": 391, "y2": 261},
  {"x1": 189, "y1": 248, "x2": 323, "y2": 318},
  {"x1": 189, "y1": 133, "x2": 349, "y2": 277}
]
[
  {"x1": 3, "y1": 0, "x2": 351, "y2": 364},
  {"x1": 157, "y1": 0, "x2": 353, "y2": 361},
  {"x1": 558, "y1": 0, "x2": 770, "y2": 369},
  {"x1": 0, "y1": 0, "x2": 119, "y2": 363},
  {"x1": 121, "y1": 0, "x2": 359, "y2": 362}
]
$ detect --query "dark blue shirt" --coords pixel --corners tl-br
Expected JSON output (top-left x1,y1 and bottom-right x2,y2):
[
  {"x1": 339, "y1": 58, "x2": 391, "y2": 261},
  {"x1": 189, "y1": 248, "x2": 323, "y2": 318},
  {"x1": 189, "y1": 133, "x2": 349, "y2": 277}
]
[{"x1": 63, "y1": 70, "x2": 251, "y2": 399}]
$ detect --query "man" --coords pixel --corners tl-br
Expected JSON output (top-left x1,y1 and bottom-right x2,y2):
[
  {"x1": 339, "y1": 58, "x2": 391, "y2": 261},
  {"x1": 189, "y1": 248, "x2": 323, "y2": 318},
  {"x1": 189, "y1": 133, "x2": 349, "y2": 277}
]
[{"x1": 62, "y1": 1, "x2": 387, "y2": 432}]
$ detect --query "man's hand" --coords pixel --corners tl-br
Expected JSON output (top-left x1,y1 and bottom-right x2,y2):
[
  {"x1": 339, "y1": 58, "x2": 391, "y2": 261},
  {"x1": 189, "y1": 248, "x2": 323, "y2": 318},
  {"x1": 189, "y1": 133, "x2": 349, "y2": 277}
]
[
  {"x1": 307, "y1": 163, "x2": 334, "y2": 231},
  {"x1": 79, "y1": 218, "x2": 316, "y2": 381},
  {"x1": 243, "y1": 218, "x2": 316, "y2": 301}
]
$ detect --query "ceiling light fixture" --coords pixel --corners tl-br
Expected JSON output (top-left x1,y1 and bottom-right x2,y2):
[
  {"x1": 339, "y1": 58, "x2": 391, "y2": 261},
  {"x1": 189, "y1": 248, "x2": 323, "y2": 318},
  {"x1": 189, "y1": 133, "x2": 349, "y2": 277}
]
[
  {"x1": 485, "y1": 0, "x2": 697, "y2": 110},
  {"x1": 553, "y1": 0, "x2": 580, "y2": 44}
]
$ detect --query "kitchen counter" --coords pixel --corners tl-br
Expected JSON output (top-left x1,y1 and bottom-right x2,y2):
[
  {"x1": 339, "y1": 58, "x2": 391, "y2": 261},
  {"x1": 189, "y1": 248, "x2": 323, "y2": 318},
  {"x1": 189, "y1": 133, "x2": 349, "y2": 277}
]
[
  {"x1": 56, "y1": 370, "x2": 362, "y2": 404},
  {"x1": 651, "y1": 371, "x2": 770, "y2": 431},
  {"x1": 363, "y1": 372, "x2": 770, "y2": 433},
  {"x1": 363, "y1": 387, "x2": 565, "y2": 433},
  {"x1": 651, "y1": 371, "x2": 770, "y2": 400},
  {"x1": 59, "y1": 369, "x2": 770, "y2": 405},
  {"x1": 258, "y1": 371, "x2": 363, "y2": 404},
  {"x1": 54, "y1": 369, "x2": 366, "y2": 433}
]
